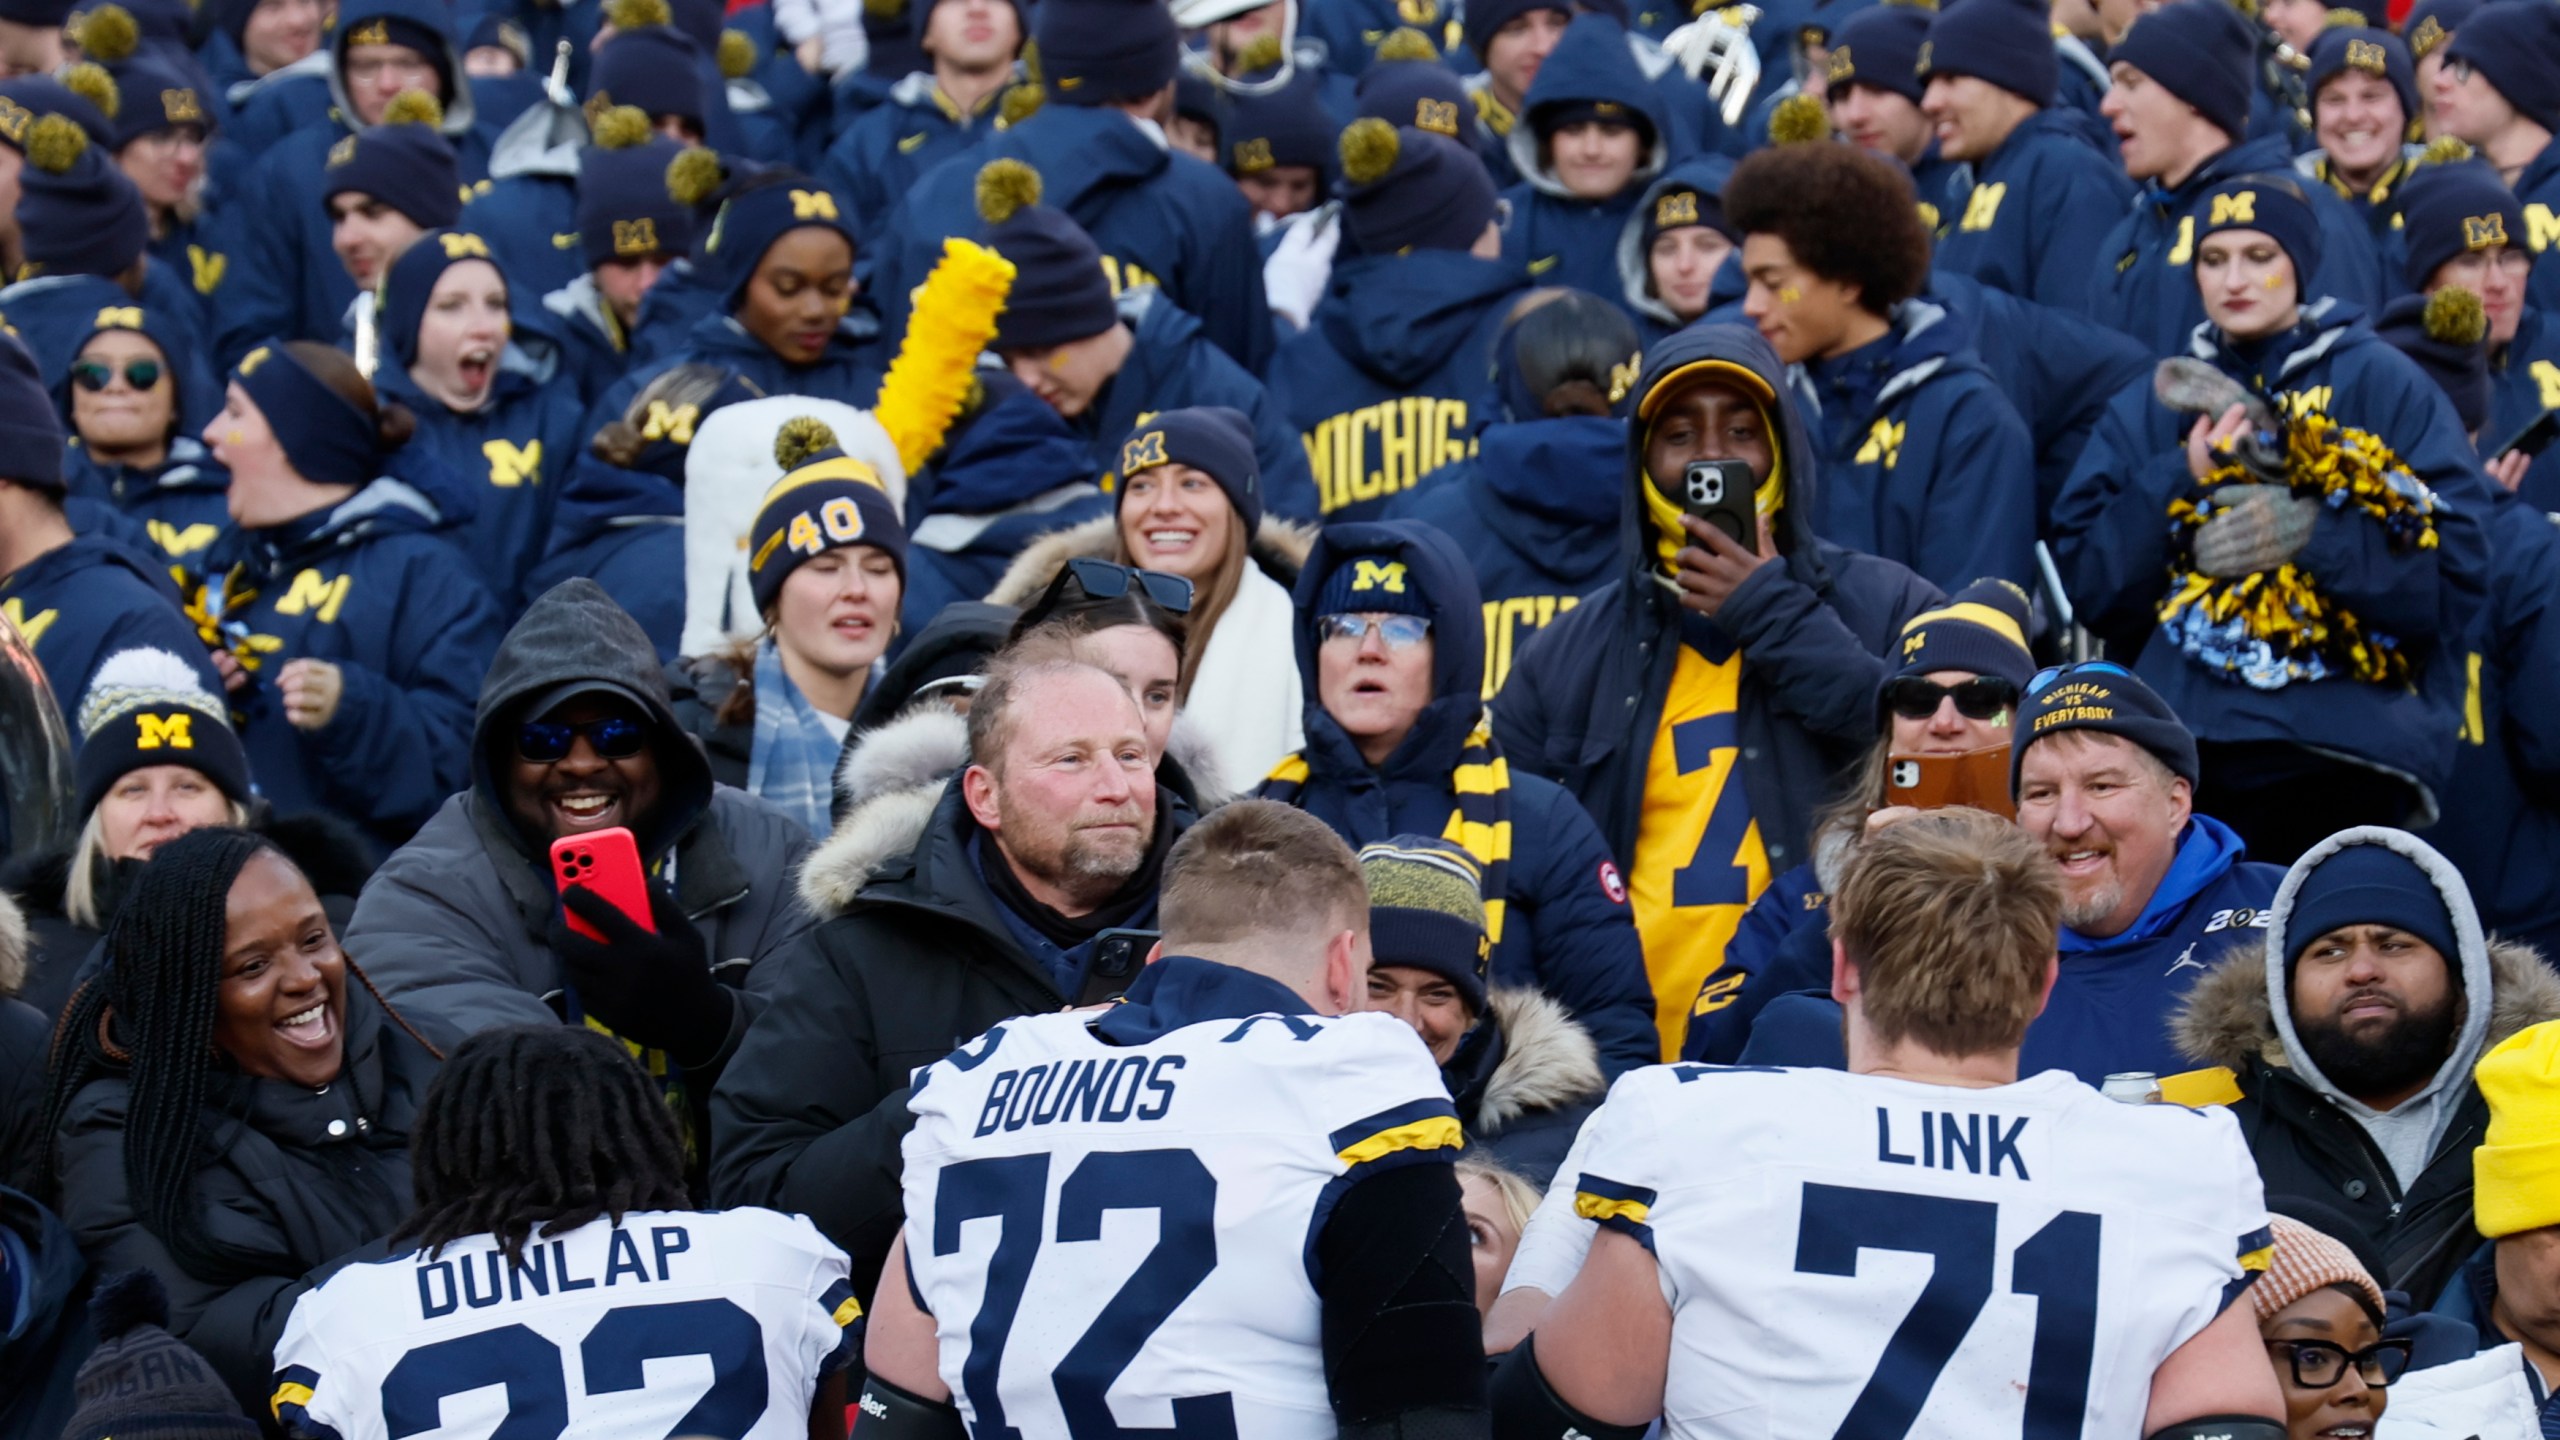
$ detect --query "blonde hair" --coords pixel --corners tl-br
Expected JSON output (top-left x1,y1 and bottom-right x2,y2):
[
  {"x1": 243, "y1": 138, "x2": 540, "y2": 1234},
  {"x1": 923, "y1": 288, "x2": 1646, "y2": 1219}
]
[
  {"x1": 1114, "y1": 478, "x2": 1248, "y2": 705},
  {"x1": 1830, "y1": 807, "x2": 2060, "y2": 1058},
  {"x1": 1456, "y1": 1158, "x2": 1540, "y2": 1232},
  {"x1": 65, "y1": 797, "x2": 254, "y2": 929}
]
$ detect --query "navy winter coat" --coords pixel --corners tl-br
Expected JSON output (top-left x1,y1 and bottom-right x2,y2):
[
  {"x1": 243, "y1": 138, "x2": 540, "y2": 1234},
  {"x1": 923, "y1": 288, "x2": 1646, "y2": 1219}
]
[
  {"x1": 194, "y1": 470, "x2": 505, "y2": 845},
  {"x1": 373, "y1": 341, "x2": 586, "y2": 619},
  {"x1": 2086, "y1": 135, "x2": 2386, "y2": 356},
  {"x1": 0, "y1": 533, "x2": 218, "y2": 738},
  {"x1": 2053, "y1": 301, "x2": 2494, "y2": 815},
  {"x1": 1926, "y1": 269, "x2": 2154, "y2": 523},
  {"x1": 1931, "y1": 108, "x2": 2135, "y2": 315},
  {"x1": 1266, "y1": 248, "x2": 1526, "y2": 522},
  {"x1": 1787, "y1": 298, "x2": 2038, "y2": 590},
  {"x1": 818, "y1": 72, "x2": 1001, "y2": 238},
  {"x1": 1383, "y1": 414, "x2": 1623, "y2": 698},
  {"x1": 62, "y1": 442, "x2": 231, "y2": 569},
  {"x1": 1075, "y1": 289, "x2": 1314, "y2": 518},
  {"x1": 1266, "y1": 521, "x2": 1661, "y2": 1076},
  {"x1": 896, "y1": 377, "x2": 1107, "y2": 639},
  {"x1": 1496, "y1": 14, "x2": 1671, "y2": 312},
  {"x1": 876, "y1": 102, "x2": 1274, "y2": 374}
]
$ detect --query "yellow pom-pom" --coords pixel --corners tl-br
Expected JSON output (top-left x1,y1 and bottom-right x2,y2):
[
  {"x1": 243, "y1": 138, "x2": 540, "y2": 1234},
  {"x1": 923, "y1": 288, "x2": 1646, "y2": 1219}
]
[
  {"x1": 382, "y1": 88, "x2": 442, "y2": 126},
  {"x1": 1020, "y1": 38, "x2": 1039, "y2": 84},
  {"x1": 1770, "y1": 92, "x2": 1831, "y2": 145},
  {"x1": 718, "y1": 29, "x2": 756, "y2": 78},
  {"x1": 997, "y1": 81, "x2": 1042, "y2": 127},
  {"x1": 1878, "y1": 0, "x2": 1938, "y2": 10},
  {"x1": 1340, "y1": 116, "x2": 1399, "y2": 186},
  {"x1": 61, "y1": 62, "x2": 118, "y2": 121},
  {"x1": 864, "y1": 0, "x2": 903, "y2": 17},
  {"x1": 2420, "y1": 135, "x2": 2473, "y2": 166},
  {"x1": 590, "y1": 103, "x2": 651, "y2": 149},
  {"x1": 74, "y1": 3, "x2": 138, "y2": 62},
  {"x1": 665, "y1": 145, "x2": 724, "y2": 205},
  {"x1": 24, "y1": 114, "x2": 86, "y2": 174},
  {"x1": 975, "y1": 157, "x2": 1042, "y2": 224},
  {"x1": 605, "y1": 0, "x2": 671, "y2": 28},
  {"x1": 2322, "y1": 6, "x2": 2367, "y2": 25},
  {"x1": 774, "y1": 416, "x2": 840, "y2": 469},
  {"x1": 1233, "y1": 34, "x2": 1285, "y2": 74},
  {"x1": 1373, "y1": 26, "x2": 1438, "y2": 60},
  {"x1": 877, "y1": 237, "x2": 1017, "y2": 475},
  {"x1": 2425, "y1": 284, "x2": 2487, "y2": 346}
]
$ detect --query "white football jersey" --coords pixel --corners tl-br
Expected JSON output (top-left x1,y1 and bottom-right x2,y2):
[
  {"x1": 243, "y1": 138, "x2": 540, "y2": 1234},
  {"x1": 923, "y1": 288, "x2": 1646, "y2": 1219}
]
[
  {"x1": 1549, "y1": 1064, "x2": 2271, "y2": 1440},
  {"x1": 901, "y1": 1005, "x2": 1459, "y2": 1440},
  {"x1": 271, "y1": 1208, "x2": 859, "y2": 1440}
]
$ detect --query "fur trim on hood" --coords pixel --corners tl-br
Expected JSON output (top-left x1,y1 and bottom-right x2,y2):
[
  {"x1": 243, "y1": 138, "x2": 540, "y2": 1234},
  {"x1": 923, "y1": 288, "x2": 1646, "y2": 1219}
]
[
  {"x1": 797, "y1": 704, "x2": 1233, "y2": 918},
  {"x1": 2173, "y1": 935, "x2": 2560, "y2": 1074},
  {"x1": 1473, "y1": 986, "x2": 1607, "y2": 1136},
  {"x1": 985, "y1": 511, "x2": 1319, "y2": 610},
  {"x1": 0, "y1": 889, "x2": 25, "y2": 999}
]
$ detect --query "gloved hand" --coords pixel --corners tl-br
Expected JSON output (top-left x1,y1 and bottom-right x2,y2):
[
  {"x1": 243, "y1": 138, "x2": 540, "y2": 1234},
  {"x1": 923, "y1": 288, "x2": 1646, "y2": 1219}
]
[
  {"x1": 1264, "y1": 207, "x2": 1340, "y2": 333},
  {"x1": 2194, "y1": 485, "x2": 2320, "y2": 578},
  {"x1": 550, "y1": 884, "x2": 736, "y2": 1067}
]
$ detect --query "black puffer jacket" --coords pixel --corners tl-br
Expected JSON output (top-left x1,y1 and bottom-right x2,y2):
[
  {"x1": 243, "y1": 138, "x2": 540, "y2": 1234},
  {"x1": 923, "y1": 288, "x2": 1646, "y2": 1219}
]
[
  {"x1": 2172, "y1": 832, "x2": 2560, "y2": 1309},
  {"x1": 51, "y1": 986, "x2": 444, "y2": 1417},
  {"x1": 709, "y1": 777, "x2": 1194, "y2": 1300}
]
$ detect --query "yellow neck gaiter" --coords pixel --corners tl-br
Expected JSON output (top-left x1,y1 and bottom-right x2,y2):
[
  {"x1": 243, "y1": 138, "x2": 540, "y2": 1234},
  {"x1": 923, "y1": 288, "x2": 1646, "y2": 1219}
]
[{"x1": 1638, "y1": 434, "x2": 1787, "y2": 574}]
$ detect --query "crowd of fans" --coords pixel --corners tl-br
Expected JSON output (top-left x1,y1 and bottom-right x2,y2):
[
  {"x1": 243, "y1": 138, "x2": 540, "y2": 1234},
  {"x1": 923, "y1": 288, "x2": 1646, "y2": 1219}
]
[{"x1": 4, "y1": 0, "x2": 2560, "y2": 1430}]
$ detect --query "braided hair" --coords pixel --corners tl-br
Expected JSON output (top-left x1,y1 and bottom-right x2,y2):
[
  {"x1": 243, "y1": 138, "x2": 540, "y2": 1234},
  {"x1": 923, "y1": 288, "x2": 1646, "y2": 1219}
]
[
  {"x1": 43, "y1": 828, "x2": 283, "y2": 1282},
  {"x1": 395, "y1": 1026, "x2": 691, "y2": 1264}
]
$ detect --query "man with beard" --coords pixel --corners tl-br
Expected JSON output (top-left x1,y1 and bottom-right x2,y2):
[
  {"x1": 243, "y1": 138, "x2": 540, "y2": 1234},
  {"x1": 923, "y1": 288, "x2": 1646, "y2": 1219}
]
[
  {"x1": 346, "y1": 580, "x2": 818, "y2": 1180},
  {"x1": 2172, "y1": 829, "x2": 2560, "y2": 1308},
  {"x1": 2006, "y1": 661, "x2": 2287, "y2": 1081},
  {"x1": 710, "y1": 657, "x2": 1196, "y2": 1299}
]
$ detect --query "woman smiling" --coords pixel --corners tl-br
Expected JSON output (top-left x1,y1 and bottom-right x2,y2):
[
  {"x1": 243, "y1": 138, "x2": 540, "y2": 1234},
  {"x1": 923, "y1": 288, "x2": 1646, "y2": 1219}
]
[{"x1": 43, "y1": 828, "x2": 446, "y2": 1416}]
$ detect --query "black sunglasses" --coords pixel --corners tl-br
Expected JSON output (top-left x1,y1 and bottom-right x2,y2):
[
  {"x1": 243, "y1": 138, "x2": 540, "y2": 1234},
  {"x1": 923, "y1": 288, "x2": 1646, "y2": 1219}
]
[
  {"x1": 2264, "y1": 1338, "x2": 2411, "y2": 1390},
  {"x1": 1881, "y1": 675, "x2": 2020, "y2": 722},
  {"x1": 70, "y1": 358, "x2": 164, "y2": 392},
  {"x1": 517, "y1": 715, "x2": 647, "y2": 763},
  {"x1": 1049, "y1": 557, "x2": 1195, "y2": 615}
]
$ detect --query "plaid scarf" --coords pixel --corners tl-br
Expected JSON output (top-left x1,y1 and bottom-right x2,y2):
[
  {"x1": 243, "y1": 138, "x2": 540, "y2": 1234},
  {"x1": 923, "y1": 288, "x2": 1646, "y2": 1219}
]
[
  {"x1": 746, "y1": 638, "x2": 849, "y2": 839},
  {"x1": 1260, "y1": 718, "x2": 1515, "y2": 944}
]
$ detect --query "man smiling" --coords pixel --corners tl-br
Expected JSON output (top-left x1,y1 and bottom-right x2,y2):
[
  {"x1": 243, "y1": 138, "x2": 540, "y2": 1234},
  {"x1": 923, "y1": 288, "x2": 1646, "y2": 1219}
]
[
  {"x1": 2007, "y1": 661, "x2": 2283, "y2": 1080},
  {"x1": 346, "y1": 578, "x2": 816, "y2": 1165}
]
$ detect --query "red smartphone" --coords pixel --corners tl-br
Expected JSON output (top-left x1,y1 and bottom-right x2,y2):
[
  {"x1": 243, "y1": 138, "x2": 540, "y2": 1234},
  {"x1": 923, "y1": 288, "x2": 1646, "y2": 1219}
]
[{"x1": 549, "y1": 827, "x2": 656, "y2": 941}]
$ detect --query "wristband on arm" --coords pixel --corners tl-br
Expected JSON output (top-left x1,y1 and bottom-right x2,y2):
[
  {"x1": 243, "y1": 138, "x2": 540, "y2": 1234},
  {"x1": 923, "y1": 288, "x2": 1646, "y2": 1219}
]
[{"x1": 853, "y1": 1374, "x2": 967, "y2": 1440}]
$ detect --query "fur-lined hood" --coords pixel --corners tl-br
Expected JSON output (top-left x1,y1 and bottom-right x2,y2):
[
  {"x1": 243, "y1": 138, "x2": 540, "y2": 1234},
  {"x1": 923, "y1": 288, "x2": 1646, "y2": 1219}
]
[
  {"x1": 797, "y1": 704, "x2": 1232, "y2": 918},
  {"x1": 985, "y1": 511, "x2": 1319, "y2": 609},
  {"x1": 2173, "y1": 936, "x2": 2560, "y2": 1075},
  {"x1": 1472, "y1": 986, "x2": 1608, "y2": 1136},
  {"x1": 0, "y1": 889, "x2": 25, "y2": 998}
]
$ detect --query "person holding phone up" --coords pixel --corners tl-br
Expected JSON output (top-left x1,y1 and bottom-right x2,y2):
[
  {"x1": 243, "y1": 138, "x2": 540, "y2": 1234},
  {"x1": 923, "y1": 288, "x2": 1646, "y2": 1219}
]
[
  {"x1": 345, "y1": 578, "x2": 818, "y2": 1184},
  {"x1": 1491, "y1": 322, "x2": 1941, "y2": 1060}
]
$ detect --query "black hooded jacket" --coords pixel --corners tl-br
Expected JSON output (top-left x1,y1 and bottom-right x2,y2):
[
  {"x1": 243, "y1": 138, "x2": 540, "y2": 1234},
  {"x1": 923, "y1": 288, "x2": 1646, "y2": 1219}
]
[
  {"x1": 1490, "y1": 324, "x2": 1942, "y2": 875},
  {"x1": 344, "y1": 580, "x2": 814, "y2": 1072}
]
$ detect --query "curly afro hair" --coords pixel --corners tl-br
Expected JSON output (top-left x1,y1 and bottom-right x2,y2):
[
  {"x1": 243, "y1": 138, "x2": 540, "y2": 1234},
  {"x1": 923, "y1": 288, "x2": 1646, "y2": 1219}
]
[{"x1": 1722, "y1": 142, "x2": 1931, "y2": 315}]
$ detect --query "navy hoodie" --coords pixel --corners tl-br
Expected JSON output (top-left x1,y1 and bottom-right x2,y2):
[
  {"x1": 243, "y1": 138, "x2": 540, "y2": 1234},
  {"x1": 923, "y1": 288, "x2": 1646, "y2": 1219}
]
[
  {"x1": 819, "y1": 71, "x2": 1003, "y2": 238},
  {"x1": 1383, "y1": 415, "x2": 1623, "y2": 697},
  {"x1": 1787, "y1": 297, "x2": 2038, "y2": 590},
  {"x1": 195, "y1": 470, "x2": 506, "y2": 845},
  {"x1": 0, "y1": 531, "x2": 219, "y2": 739},
  {"x1": 1267, "y1": 249, "x2": 1528, "y2": 523},
  {"x1": 1267, "y1": 520, "x2": 1661, "y2": 1075},
  {"x1": 0, "y1": 273, "x2": 217, "y2": 420},
  {"x1": 1497, "y1": 16, "x2": 1671, "y2": 313},
  {"x1": 2054, "y1": 300, "x2": 2494, "y2": 817},
  {"x1": 2087, "y1": 134, "x2": 2387, "y2": 356},
  {"x1": 206, "y1": 0, "x2": 495, "y2": 369},
  {"x1": 1616, "y1": 156, "x2": 1735, "y2": 346},
  {"x1": 1927, "y1": 269, "x2": 2154, "y2": 524},
  {"x1": 1933, "y1": 107, "x2": 2135, "y2": 315},
  {"x1": 876, "y1": 103, "x2": 1274, "y2": 374}
]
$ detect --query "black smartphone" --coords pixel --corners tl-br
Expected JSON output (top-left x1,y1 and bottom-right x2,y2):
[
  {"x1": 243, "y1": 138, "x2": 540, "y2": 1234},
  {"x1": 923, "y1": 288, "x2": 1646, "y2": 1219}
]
[
  {"x1": 1681, "y1": 458, "x2": 1758, "y2": 547},
  {"x1": 1090, "y1": 927, "x2": 1159, "y2": 981},
  {"x1": 2494, "y1": 408, "x2": 2560, "y2": 461}
]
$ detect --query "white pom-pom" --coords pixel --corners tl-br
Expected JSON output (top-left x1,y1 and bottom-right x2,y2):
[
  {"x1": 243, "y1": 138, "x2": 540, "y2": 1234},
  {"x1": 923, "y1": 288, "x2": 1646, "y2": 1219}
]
[{"x1": 87, "y1": 647, "x2": 215, "y2": 699}]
